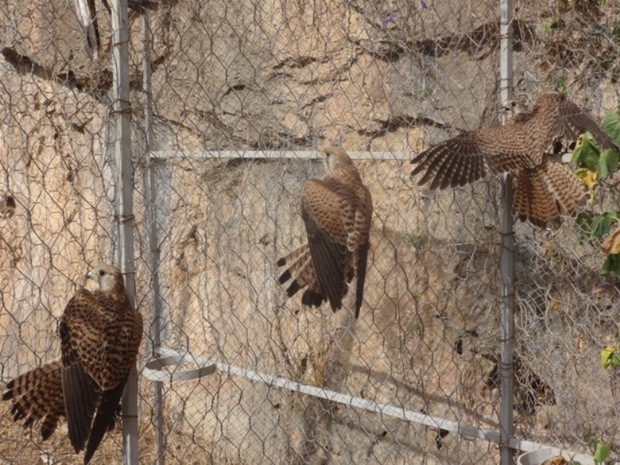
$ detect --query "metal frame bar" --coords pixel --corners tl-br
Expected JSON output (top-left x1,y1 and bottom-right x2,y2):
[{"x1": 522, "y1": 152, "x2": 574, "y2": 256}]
[
  {"x1": 140, "y1": 8, "x2": 166, "y2": 465},
  {"x1": 110, "y1": 0, "x2": 139, "y2": 463},
  {"x1": 143, "y1": 348, "x2": 594, "y2": 465},
  {"x1": 150, "y1": 150, "x2": 414, "y2": 161},
  {"x1": 499, "y1": 0, "x2": 516, "y2": 464}
]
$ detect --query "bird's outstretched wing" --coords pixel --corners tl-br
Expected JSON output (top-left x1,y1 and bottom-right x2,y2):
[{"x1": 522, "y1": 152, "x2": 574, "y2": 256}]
[
  {"x1": 554, "y1": 98, "x2": 615, "y2": 149},
  {"x1": 410, "y1": 92, "x2": 615, "y2": 225},
  {"x1": 411, "y1": 127, "x2": 537, "y2": 189}
]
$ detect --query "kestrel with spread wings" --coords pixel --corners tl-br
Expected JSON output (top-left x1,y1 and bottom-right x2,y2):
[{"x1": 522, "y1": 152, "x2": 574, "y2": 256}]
[
  {"x1": 411, "y1": 92, "x2": 616, "y2": 225},
  {"x1": 278, "y1": 145, "x2": 373, "y2": 319},
  {"x1": 2, "y1": 264, "x2": 143, "y2": 464}
]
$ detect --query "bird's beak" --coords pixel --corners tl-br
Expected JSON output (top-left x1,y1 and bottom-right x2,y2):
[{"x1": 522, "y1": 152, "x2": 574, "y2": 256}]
[{"x1": 86, "y1": 270, "x2": 94, "y2": 280}]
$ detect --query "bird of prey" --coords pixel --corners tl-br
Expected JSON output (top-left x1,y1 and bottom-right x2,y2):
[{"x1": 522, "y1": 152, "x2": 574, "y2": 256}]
[
  {"x1": 410, "y1": 92, "x2": 615, "y2": 225},
  {"x1": 277, "y1": 145, "x2": 373, "y2": 319},
  {"x1": 74, "y1": 0, "x2": 159, "y2": 60},
  {"x1": 2, "y1": 264, "x2": 143, "y2": 464}
]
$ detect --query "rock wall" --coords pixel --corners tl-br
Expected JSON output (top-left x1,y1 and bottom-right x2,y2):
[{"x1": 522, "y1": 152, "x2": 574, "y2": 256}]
[{"x1": 1, "y1": 0, "x2": 620, "y2": 464}]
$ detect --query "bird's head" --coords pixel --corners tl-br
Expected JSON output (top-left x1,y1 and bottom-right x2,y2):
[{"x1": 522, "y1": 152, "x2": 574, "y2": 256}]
[
  {"x1": 86, "y1": 264, "x2": 124, "y2": 294},
  {"x1": 501, "y1": 97, "x2": 528, "y2": 122},
  {"x1": 319, "y1": 145, "x2": 355, "y2": 173}
]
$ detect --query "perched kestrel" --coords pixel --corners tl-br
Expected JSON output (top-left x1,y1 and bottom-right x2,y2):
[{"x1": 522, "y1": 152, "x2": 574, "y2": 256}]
[
  {"x1": 2, "y1": 264, "x2": 143, "y2": 464},
  {"x1": 410, "y1": 92, "x2": 615, "y2": 225},
  {"x1": 278, "y1": 145, "x2": 373, "y2": 318}
]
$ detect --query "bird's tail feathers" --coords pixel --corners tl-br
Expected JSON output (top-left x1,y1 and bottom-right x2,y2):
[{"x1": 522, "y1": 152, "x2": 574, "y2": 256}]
[
  {"x1": 277, "y1": 244, "x2": 326, "y2": 307},
  {"x1": 277, "y1": 243, "x2": 309, "y2": 269},
  {"x1": 277, "y1": 244, "x2": 314, "y2": 289},
  {"x1": 2, "y1": 360, "x2": 64, "y2": 440},
  {"x1": 513, "y1": 167, "x2": 560, "y2": 226},
  {"x1": 513, "y1": 161, "x2": 585, "y2": 226},
  {"x1": 543, "y1": 162, "x2": 586, "y2": 214},
  {"x1": 83, "y1": 383, "x2": 125, "y2": 464}
]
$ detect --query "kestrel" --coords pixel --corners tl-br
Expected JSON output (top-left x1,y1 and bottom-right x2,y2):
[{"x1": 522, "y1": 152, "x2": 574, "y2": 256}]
[
  {"x1": 2, "y1": 264, "x2": 143, "y2": 464},
  {"x1": 278, "y1": 145, "x2": 373, "y2": 319},
  {"x1": 410, "y1": 92, "x2": 615, "y2": 225}
]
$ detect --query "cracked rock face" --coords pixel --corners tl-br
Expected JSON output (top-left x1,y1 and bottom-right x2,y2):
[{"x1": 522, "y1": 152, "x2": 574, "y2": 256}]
[
  {"x1": 2, "y1": 1, "x2": 620, "y2": 464},
  {"x1": 2, "y1": 0, "x2": 510, "y2": 152}
]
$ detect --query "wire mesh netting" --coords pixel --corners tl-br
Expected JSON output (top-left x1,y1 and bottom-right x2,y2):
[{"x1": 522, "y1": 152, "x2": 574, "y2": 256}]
[{"x1": 1, "y1": 0, "x2": 620, "y2": 464}]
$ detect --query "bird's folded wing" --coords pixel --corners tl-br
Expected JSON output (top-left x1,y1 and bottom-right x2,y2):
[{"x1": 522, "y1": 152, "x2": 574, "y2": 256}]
[
  {"x1": 354, "y1": 242, "x2": 370, "y2": 318},
  {"x1": 61, "y1": 353, "x2": 100, "y2": 453},
  {"x1": 84, "y1": 382, "x2": 125, "y2": 464},
  {"x1": 59, "y1": 291, "x2": 104, "y2": 453},
  {"x1": 302, "y1": 181, "x2": 349, "y2": 311}
]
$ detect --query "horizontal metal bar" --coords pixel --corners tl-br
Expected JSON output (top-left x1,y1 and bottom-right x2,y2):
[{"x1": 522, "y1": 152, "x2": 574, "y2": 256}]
[
  {"x1": 143, "y1": 348, "x2": 594, "y2": 464},
  {"x1": 149, "y1": 150, "x2": 413, "y2": 161},
  {"x1": 143, "y1": 355, "x2": 216, "y2": 382}
]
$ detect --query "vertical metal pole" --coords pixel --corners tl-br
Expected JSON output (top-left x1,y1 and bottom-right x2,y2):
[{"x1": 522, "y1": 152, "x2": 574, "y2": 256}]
[
  {"x1": 141, "y1": 11, "x2": 166, "y2": 465},
  {"x1": 111, "y1": 1, "x2": 139, "y2": 464},
  {"x1": 499, "y1": 0, "x2": 515, "y2": 464}
]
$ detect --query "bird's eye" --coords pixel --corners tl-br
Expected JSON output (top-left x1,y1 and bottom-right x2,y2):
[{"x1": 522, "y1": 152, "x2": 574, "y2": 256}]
[
  {"x1": 511, "y1": 101, "x2": 517, "y2": 107},
  {"x1": 99, "y1": 270, "x2": 105, "y2": 276}
]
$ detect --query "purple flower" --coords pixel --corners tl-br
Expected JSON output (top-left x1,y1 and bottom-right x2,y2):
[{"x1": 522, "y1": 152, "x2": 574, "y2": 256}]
[{"x1": 383, "y1": 13, "x2": 397, "y2": 25}]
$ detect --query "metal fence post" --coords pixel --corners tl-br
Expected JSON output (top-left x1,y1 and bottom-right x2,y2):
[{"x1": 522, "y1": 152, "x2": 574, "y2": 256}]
[
  {"x1": 111, "y1": 0, "x2": 139, "y2": 464},
  {"x1": 141, "y1": 9, "x2": 166, "y2": 465},
  {"x1": 499, "y1": 0, "x2": 516, "y2": 464}
]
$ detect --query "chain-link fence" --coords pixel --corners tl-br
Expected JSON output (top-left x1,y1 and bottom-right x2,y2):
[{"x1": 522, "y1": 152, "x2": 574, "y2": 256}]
[{"x1": 1, "y1": 0, "x2": 620, "y2": 464}]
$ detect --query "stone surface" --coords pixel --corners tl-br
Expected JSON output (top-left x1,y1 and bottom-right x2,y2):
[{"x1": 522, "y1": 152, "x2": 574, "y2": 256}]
[{"x1": 1, "y1": 0, "x2": 620, "y2": 463}]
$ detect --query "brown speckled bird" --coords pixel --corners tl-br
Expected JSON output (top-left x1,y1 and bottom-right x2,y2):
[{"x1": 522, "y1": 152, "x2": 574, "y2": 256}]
[
  {"x1": 411, "y1": 92, "x2": 615, "y2": 225},
  {"x1": 2, "y1": 264, "x2": 142, "y2": 464},
  {"x1": 278, "y1": 145, "x2": 373, "y2": 318}
]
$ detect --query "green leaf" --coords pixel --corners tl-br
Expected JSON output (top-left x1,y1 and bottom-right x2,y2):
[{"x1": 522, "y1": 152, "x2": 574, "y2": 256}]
[
  {"x1": 594, "y1": 442, "x2": 611, "y2": 464},
  {"x1": 601, "y1": 253, "x2": 620, "y2": 279},
  {"x1": 602, "y1": 112, "x2": 620, "y2": 147},
  {"x1": 571, "y1": 132, "x2": 601, "y2": 168},
  {"x1": 601, "y1": 345, "x2": 620, "y2": 369},
  {"x1": 590, "y1": 212, "x2": 615, "y2": 238},
  {"x1": 598, "y1": 148, "x2": 620, "y2": 178},
  {"x1": 576, "y1": 212, "x2": 595, "y2": 236}
]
